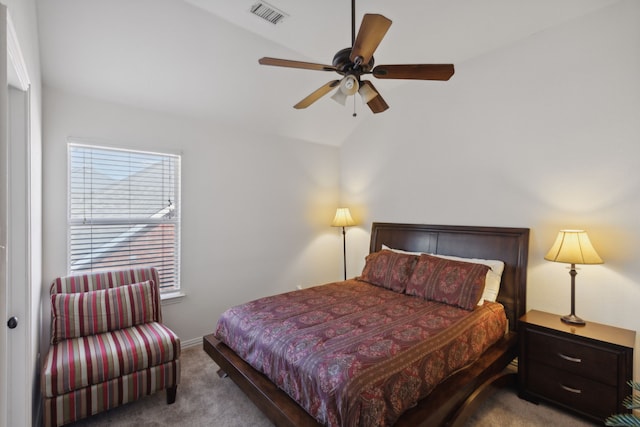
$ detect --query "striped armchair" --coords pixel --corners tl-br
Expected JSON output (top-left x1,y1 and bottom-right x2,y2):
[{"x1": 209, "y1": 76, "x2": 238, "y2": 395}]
[{"x1": 41, "y1": 268, "x2": 180, "y2": 427}]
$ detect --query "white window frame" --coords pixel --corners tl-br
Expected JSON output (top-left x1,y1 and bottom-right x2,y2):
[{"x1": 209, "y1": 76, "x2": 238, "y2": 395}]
[{"x1": 67, "y1": 141, "x2": 181, "y2": 294}]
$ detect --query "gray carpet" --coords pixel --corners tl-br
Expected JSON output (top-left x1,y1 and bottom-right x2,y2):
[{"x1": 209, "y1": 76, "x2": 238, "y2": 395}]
[{"x1": 69, "y1": 345, "x2": 598, "y2": 426}]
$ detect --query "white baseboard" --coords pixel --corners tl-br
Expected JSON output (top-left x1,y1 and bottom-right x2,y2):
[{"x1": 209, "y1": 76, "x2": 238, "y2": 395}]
[{"x1": 181, "y1": 336, "x2": 203, "y2": 349}]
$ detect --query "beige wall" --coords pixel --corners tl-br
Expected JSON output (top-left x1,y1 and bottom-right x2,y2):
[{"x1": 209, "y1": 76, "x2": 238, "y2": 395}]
[
  {"x1": 341, "y1": 0, "x2": 640, "y2": 346},
  {"x1": 29, "y1": 0, "x2": 640, "y2": 422},
  {"x1": 40, "y1": 0, "x2": 640, "y2": 354},
  {"x1": 41, "y1": 87, "x2": 342, "y2": 345}
]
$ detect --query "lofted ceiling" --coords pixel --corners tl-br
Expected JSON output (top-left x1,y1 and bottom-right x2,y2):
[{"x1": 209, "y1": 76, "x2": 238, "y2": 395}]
[{"x1": 36, "y1": 0, "x2": 619, "y2": 146}]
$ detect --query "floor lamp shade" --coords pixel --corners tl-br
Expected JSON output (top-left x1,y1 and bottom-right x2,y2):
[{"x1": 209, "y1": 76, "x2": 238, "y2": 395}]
[
  {"x1": 544, "y1": 229, "x2": 603, "y2": 325},
  {"x1": 331, "y1": 208, "x2": 356, "y2": 228},
  {"x1": 331, "y1": 208, "x2": 356, "y2": 280}
]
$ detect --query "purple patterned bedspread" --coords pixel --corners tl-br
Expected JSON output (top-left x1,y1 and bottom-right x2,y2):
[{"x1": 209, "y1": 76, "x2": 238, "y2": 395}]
[{"x1": 215, "y1": 280, "x2": 507, "y2": 427}]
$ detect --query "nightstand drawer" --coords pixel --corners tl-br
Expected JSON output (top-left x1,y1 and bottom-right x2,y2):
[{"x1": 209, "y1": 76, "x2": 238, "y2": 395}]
[
  {"x1": 527, "y1": 329, "x2": 618, "y2": 385},
  {"x1": 519, "y1": 310, "x2": 635, "y2": 423},
  {"x1": 528, "y1": 361, "x2": 617, "y2": 420}
]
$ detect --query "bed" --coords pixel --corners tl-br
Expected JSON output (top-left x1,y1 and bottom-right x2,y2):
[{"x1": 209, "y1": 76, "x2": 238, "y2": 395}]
[{"x1": 203, "y1": 223, "x2": 529, "y2": 426}]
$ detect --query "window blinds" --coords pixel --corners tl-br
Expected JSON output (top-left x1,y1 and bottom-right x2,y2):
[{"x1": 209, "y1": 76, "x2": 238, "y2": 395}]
[{"x1": 68, "y1": 143, "x2": 181, "y2": 291}]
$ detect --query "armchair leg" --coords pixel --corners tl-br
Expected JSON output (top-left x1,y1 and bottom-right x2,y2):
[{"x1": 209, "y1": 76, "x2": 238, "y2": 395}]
[{"x1": 167, "y1": 385, "x2": 177, "y2": 404}]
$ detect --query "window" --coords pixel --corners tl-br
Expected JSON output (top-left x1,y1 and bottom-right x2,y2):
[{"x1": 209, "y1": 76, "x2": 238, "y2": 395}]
[{"x1": 68, "y1": 142, "x2": 181, "y2": 293}]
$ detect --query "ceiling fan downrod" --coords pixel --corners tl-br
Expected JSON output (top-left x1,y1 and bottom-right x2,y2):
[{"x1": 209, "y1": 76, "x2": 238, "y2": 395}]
[{"x1": 351, "y1": 0, "x2": 356, "y2": 46}]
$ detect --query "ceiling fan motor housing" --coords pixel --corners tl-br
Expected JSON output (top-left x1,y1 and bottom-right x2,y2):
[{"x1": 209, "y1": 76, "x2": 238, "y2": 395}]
[{"x1": 332, "y1": 47, "x2": 374, "y2": 75}]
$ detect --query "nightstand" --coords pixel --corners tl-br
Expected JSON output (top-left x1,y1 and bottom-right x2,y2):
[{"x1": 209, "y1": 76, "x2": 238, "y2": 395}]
[{"x1": 518, "y1": 310, "x2": 635, "y2": 423}]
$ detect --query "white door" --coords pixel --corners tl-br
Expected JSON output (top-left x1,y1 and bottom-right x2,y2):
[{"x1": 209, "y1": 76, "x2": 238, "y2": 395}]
[
  {"x1": 1, "y1": 6, "x2": 33, "y2": 427},
  {"x1": 7, "y1": 83, "x2": 31, "y2": 427}
]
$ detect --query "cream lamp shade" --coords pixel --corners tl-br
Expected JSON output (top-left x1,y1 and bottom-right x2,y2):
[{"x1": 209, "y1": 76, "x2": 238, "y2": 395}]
[
  {"x1": 544, "y1": 229, "x2": 603, "y2": 325},
  {"x1": 331, "y1": 75, "x2": 361, "y2": 106},
  {"x1": 544, "y1": 230, "x2": 603, "y2": 265},
  {"x1": 339, "y1": 75, "x2": 359, "y2": 96},
  {"x1": 358, "y1": 83, "x2": 378, "y2": 104},
  {"x1": 331, "y1": 90, "x2": 348, "y2": 106},
  {"x1": 331, "y1": 208, "x2": 356, "y2": 228}
]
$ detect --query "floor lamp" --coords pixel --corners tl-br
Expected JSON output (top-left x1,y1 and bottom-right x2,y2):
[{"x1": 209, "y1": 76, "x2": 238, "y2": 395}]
[{"x1": 331, "y1": 208, "x2": 356, "y2": 280}]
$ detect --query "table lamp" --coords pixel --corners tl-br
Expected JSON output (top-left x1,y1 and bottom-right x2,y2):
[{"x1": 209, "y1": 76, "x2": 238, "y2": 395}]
[{"x1": 544, "y1": 229, "x2": 603, "y2": 325}]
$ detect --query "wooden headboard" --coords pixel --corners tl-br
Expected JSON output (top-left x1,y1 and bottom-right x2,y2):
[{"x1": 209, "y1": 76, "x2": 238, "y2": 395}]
[{"x1": 369, "y1": 223, "x2": 530, "y2": 332}]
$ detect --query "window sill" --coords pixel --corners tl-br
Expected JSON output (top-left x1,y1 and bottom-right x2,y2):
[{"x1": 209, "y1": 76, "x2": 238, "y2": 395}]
[{"x1": 161, "y1": 291, "x2": 186, "y2": 305}]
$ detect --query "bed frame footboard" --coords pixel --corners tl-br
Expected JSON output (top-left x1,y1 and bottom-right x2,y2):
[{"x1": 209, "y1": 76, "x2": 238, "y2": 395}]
[{"x1": 203, "y1": 332, "x2": 518, "y2": 427}]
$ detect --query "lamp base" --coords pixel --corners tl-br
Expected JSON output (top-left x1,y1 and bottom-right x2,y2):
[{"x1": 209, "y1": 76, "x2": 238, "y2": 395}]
[{"x1": 561, "y1": 314, "x2": 586, "y2": 326}]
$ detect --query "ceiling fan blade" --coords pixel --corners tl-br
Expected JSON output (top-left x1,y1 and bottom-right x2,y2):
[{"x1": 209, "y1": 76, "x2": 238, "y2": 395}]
[
  {"x1": 259, "y1": 57, "x2": 336, "y2": 72},
  {"x1": 372, "y1": 64, "x2": 455, "y2": 80},
  {"x1": 294, "y1": 80, "x2": 341, "y2": 109},
  {"x1": 361, "y1": 81, "x2": 389, "y2": 114},
  {"x1": 349, "y1": 14, "x2": 392, "y2": 65}
]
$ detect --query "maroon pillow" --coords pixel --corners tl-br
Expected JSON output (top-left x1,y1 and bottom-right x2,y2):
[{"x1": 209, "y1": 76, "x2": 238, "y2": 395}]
[
  {"x1": 358, "y1": 250, "x2": 417, "y2": 293},
  {"x1": 406, "y1": 254, "x2": 489, "y2": 310}
]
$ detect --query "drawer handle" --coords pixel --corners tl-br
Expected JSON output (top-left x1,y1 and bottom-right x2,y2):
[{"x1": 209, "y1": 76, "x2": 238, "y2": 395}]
[
  {"x1": 560, "y1": 384, "x2": 582, "y2": 394},
  {"x1": 558, "y1": 352, "x2": 582, "y2": 363}
]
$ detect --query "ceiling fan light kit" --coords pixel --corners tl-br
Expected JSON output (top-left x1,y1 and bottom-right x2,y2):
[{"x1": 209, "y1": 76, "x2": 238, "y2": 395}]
[{"x1": 258, "y1": 0, "x2": 454, "y2": 114}]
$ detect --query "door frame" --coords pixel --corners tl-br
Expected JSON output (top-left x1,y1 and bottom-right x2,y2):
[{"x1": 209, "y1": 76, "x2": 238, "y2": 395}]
[{"x1": 1, "y1": 5, "x2": 33, "y2": 427}]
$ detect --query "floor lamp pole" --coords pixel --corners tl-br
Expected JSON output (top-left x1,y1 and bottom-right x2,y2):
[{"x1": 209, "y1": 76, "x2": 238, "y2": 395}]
[
  {"x1": 331, "y1": 207, "x2": 355, "y2": 281},
  {"x1": 341, "y1": 226, "x2": 347, "y2": 280}
]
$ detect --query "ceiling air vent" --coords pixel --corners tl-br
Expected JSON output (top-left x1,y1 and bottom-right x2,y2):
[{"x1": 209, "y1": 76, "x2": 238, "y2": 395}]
[{"x1": 250, "y1": 2, "x2": 288, "y2": 25}]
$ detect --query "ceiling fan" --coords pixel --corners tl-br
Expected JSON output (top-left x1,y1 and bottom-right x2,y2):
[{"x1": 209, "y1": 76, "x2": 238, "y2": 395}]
[{"x1": 258, "y1": 0, "x2": 454, "y2": 114}]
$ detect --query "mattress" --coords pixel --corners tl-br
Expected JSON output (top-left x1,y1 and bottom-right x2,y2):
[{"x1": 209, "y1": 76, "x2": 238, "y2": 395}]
[{"x1": 215, "y1": 279, "x2": 507, "y2": 427}]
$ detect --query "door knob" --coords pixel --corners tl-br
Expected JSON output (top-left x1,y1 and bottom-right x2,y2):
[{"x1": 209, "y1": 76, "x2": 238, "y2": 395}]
[{"x1": 7, "y1": 316, "x2": 18, "y2": 329}]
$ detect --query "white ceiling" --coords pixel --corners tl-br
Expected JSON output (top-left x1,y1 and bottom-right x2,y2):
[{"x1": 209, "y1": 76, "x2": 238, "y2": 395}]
[{"x1": 36, "y1": 0, "x2": 619, "y2": 146}]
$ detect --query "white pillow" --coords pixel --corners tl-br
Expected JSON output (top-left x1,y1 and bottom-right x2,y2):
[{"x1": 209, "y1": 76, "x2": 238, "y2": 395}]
[{"x1": 381, "y1": 245, "x2": 505, "y2": 305}]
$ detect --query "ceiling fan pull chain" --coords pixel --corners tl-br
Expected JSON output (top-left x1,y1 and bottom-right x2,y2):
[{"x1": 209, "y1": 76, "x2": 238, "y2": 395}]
[{"x1": 353, "y1": 96, "x2": 357, "y2": 117}]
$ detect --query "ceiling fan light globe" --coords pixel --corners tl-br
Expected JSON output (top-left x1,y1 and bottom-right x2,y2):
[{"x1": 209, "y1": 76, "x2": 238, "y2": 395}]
[
  {"x1": 331, "y1": 89, "x2": 348, "y2": 106},
  {"x1": 340, "y1": 75, "x2": 359, "y2": 96},
  {"x1": 358, "y1": 83, "x2": 378, "y2": 103}
]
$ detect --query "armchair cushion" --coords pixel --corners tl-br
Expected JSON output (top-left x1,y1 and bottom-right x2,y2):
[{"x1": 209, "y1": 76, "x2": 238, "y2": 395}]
[
  {"x1": 50, "y1": 280, "x2": 157, "y2": 344},
  {"x1": 42, "y1": 322, "x2": 180, "y2": 398}
]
